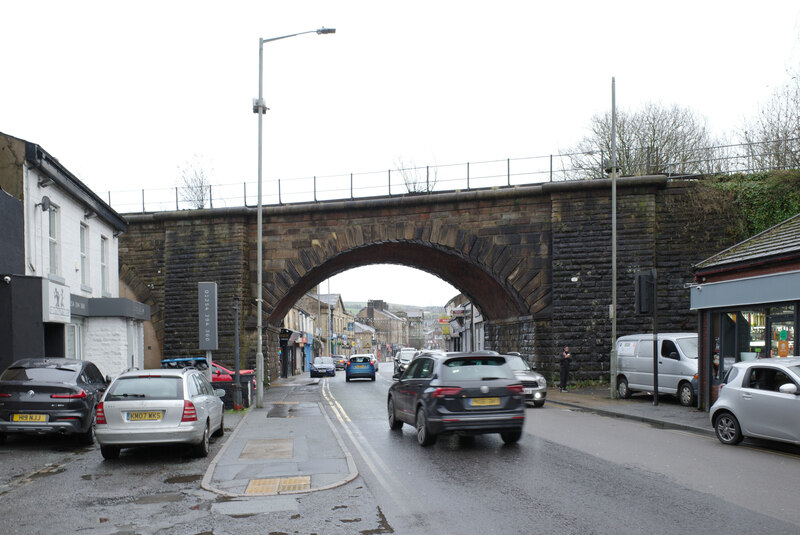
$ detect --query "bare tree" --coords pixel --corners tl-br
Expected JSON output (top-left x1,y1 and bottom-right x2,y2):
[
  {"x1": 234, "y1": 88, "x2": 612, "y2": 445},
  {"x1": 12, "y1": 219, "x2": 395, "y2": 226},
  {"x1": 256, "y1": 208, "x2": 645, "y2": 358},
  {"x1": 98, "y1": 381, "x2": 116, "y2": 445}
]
[
  {"x1": 177, "y1": 154, "x2": 213, "y2": 209},
  {"x1": 739, "y1": 70, "x2": 800, "y2": 170},
  {"x1": 395, "y1": 156, "x2": 438, "y2": 193},
  {"x1": 564, "y1": 103, "x2": 721, "y2": 179}
]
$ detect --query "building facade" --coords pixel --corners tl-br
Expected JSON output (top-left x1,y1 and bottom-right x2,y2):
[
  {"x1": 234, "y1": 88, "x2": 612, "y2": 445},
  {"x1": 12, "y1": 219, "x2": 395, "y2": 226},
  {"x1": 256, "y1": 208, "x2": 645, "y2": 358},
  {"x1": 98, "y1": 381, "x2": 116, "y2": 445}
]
[
  {"x1": 691, "y1": 212, "x2": 800, "y2": 410},
  {"x1": 0, "y1": 132, "x2": 149, "y2": 376}
]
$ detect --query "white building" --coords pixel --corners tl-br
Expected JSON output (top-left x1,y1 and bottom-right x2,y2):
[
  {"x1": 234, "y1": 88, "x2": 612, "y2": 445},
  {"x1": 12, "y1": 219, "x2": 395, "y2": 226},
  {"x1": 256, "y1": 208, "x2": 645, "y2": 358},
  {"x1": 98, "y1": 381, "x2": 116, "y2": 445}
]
[{"x1": 0, "y1": 132, "x2": 149, "y2": 377}]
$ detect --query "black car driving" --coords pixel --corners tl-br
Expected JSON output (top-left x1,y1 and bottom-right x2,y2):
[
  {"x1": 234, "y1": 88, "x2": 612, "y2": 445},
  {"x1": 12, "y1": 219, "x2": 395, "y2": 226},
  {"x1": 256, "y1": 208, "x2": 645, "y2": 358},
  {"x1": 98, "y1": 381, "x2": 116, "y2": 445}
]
[
  {"x1": 0, "y1": 358, "x2": 108, "y2": 445},
  {"x1": 387, "y1": 351, "x2": 525, "y2": 446}
]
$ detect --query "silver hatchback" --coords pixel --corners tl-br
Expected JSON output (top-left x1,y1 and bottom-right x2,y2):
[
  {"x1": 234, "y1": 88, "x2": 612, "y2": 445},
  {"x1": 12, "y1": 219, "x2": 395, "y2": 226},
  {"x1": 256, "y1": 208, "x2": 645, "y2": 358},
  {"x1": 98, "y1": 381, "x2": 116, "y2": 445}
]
[
  {"x1": 710, "y1": 357, "x2": 800, "y2": 446},
  {"x1": 95, "y1": 368, "x2": 225, "y2": 459}
]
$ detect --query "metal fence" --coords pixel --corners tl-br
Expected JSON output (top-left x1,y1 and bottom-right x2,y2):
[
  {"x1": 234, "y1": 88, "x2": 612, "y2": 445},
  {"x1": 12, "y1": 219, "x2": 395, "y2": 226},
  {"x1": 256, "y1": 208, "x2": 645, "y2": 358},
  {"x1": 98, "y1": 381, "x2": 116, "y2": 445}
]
[{"x1": 105, "y1": 138, "x2": 800, "y2": 213}]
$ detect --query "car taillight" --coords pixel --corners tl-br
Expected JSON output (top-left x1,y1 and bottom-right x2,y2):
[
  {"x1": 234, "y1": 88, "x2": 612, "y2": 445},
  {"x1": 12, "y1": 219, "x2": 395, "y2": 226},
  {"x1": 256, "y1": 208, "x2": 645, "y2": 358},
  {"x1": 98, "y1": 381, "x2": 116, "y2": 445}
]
[
  {"x1": 432, "y1": 387, "x2": 462, "y2": 398},
  {"x1": 0, "y1": 393, "x2": 10, "y2": 398},
  {"x1": 51, "y1": 389, "x2": 88, "y2": 399},
  {"x1": 96, "y1": 402, "x2": 107, "y2": 425},
  {"x1": 181, "y1": 400, "x2": 198, "y2": 422},
  {"x1": 506, "y1": 385, "x2": 525, "y2": 395}
]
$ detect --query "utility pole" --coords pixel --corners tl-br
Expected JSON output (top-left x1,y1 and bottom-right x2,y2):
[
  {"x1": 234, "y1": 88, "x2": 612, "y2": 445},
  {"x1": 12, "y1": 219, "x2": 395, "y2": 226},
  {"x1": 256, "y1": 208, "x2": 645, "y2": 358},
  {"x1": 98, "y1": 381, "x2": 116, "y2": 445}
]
[{"x1": 610, "y1": 77, "x2": 619, "y2": 399}]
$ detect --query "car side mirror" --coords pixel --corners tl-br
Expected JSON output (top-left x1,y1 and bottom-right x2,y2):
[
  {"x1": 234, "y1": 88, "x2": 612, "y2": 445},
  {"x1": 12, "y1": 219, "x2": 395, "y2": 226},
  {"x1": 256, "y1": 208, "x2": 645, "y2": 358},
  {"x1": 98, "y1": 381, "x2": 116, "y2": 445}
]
[
  {"x1": 669, "y1": 352, "x2": 679, "y2": 360},
  {"x1": 392, "y1": 372, "x2": 402, "y2": 381},
  {"x1": 779, "y1": 383, "x2": 798, "y2": 395},
  {"x1": 214, "y1": 389, "x2": 226, "y2": 397}
]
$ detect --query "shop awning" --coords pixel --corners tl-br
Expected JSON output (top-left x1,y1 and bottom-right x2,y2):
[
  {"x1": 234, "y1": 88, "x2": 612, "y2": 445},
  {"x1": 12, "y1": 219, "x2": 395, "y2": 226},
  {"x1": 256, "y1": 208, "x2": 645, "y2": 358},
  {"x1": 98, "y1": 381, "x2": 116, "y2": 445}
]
[{"x1": 690, "y1": 269, "x2": 800, "y2": 310}]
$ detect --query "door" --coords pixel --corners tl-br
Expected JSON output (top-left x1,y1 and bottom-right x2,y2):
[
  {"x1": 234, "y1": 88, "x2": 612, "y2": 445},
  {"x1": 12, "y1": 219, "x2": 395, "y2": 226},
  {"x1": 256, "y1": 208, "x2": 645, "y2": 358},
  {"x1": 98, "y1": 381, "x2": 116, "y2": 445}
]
[
  {"x1": 738, "y1": 366, "x2": 800, "y2": 442},
  {"x1": 633, "y1": 337, "x2": 656, "y2": 390},
  {"x1": 657, "y1": 339, "x2": 682, "y2": 394},
  {"x1": 767, "y1": 314, "x2": 795, "y2": 358}
]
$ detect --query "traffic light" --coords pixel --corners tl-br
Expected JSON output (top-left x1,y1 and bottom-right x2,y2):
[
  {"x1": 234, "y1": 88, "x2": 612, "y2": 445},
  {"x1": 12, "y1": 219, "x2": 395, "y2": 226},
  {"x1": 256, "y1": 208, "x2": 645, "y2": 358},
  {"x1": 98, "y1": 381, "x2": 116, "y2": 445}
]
[{"x1": 635, "y1": 270, "x2": 654, "y2": 315}]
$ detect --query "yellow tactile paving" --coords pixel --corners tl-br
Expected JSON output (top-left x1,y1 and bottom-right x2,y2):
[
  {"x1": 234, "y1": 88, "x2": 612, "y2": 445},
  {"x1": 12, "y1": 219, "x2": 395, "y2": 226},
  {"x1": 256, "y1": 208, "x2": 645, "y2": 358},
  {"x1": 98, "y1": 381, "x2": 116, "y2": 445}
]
[
  {"x1": 278, "y1": 476, "x2": 311, "y2": 492},
  {"x1": 244, "y1": 476, "x2": 311, "y2": 495}
]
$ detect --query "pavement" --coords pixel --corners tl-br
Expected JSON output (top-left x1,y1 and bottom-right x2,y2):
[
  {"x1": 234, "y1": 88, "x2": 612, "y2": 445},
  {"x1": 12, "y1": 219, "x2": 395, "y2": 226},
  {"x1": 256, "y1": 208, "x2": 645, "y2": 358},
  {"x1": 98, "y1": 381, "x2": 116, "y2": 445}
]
[{"x1": 201, "y1": 375, "x2": 713, "y2": 498}]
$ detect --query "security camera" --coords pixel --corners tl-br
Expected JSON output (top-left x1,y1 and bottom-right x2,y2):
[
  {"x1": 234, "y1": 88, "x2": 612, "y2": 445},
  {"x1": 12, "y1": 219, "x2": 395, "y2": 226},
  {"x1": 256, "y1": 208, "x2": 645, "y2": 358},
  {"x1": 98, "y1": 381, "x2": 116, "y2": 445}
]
[{"x1": 3, "y1": 276, "x2": 10, "y2": 284}]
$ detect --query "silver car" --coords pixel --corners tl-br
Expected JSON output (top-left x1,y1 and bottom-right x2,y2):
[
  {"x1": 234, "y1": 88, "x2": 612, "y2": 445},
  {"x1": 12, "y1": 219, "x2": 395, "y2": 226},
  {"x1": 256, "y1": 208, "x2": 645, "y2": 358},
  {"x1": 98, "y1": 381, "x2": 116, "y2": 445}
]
[
  {"x1": 710, "y1": 357, "x2": 800, "y2": 446},
  {"x1": 95, "y1": 368, "x2": 225, "y2": 459},
  {"x1": 504, "y1": 354, "x2": 547, "y2": 407}
]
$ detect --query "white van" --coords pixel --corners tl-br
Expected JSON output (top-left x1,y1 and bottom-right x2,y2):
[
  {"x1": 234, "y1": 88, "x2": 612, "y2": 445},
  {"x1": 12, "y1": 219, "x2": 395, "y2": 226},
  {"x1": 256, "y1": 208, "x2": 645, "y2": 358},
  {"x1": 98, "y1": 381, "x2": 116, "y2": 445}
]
[{"x1": 615, "y1": 333, "x2": 698, "y2": 406}]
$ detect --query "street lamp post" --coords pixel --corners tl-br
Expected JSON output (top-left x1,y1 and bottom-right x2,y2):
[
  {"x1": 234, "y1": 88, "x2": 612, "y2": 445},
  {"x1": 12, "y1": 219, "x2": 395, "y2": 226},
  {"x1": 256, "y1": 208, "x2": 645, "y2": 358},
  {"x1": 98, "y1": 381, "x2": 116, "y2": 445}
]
[{"x1": 254, "y1": 27, "x2": 335, "y2": 408}]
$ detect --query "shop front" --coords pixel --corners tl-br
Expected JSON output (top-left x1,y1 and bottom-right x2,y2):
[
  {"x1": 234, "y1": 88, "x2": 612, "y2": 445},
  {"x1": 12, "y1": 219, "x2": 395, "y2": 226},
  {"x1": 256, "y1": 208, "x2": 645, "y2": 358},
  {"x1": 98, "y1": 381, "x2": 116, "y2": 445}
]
[{"x1": 691, "y1": 213, "x2": 800, "y2": 410}]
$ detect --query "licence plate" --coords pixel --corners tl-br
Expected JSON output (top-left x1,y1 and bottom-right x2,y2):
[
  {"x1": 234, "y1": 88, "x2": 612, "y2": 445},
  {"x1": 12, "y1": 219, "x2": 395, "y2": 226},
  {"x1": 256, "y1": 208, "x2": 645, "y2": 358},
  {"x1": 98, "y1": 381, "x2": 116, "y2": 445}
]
[
  {"x1": 12, "y1": 414, "x2": 47, "y2": 422},
  {"x1": 523, "y1": 388, "x2": 534, "y2": 394},
  {"x1": 354, "y1": 365, "x2": 366, "y2": 369},
  {"x1": 469, "y1": 397, "x2": 500, "y2": 407},
  {"x1": 128, "y1": 411, "x2": 163, "y2": 421}
]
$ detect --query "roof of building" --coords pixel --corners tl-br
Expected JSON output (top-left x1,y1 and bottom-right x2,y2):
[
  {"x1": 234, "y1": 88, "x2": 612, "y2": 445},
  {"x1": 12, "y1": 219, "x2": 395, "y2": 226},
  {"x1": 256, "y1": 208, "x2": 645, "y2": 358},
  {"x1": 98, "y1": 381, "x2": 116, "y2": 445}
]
[
  {"x1": 353, "y1": 321, "x2": 375, "y2": 334},
  {"x1": 694, "y1": 211, "x2": 800, "y2": 273}
]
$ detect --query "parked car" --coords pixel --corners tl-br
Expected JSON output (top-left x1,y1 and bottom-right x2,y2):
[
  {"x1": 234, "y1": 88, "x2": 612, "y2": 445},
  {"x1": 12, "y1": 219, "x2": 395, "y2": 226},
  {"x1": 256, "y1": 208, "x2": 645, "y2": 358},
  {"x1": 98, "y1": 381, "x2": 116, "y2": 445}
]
[
  {"x1": 387, "y1": 351, "x2": 525, "y2": 446},
  {"x1": 310, "y1": 357, "x2": 336, "y2": 378},
  {"x1": 332, "y1": 355, "x2": 348, "y2": 370},
  {"x1": 394, "y1": 347, "x2": 417, "y2": 375},
  {"x1": 346, "y1": 354, "x2": 376, "y2": 382},
  {"x1": 710, "y1": 357, "x2": 800, "y2": 446},
  {"x1": 504, "y1": 354, "x2": 547, "y2": 407},
  {"x1": 95, "y1": 367, "x2": 225, "y2": 459},
  {"x1": 615, "y1": 333, "x2": 698, "y2": 406},
  {"x1": 0, "y1": 358, "x2": 107, "y2": 445}
]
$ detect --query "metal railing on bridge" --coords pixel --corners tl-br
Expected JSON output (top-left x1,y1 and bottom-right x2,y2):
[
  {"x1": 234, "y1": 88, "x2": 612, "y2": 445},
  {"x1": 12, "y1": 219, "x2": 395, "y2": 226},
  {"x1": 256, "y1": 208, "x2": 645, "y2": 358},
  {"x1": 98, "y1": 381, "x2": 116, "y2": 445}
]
[{"x1": 105, "y1": 138, "x2": 800, "y2": 213}]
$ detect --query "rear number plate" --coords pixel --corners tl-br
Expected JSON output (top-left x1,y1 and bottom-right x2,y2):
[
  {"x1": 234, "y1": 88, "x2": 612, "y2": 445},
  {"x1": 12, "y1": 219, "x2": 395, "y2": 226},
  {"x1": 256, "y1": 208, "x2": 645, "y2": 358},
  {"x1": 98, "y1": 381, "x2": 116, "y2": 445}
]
[
  {"x1": 469, "y1": 397, "x2": 500, "y2": 407},
  {"x1": 12, "y1": 414, "x2": 46, "y2": 422},
  {"x1": 128, "y1": 411, "x2": 162, "y2": 421},
  {"x1": 523, "y1": 388, "x2": 534, "y2": 394}
]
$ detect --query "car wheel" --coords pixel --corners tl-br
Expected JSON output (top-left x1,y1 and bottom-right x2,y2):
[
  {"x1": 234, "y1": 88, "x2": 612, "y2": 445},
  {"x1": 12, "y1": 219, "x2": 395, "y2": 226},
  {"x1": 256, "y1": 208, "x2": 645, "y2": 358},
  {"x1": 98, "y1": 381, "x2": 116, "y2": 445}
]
[
  {"x1": 192, "y1": 422, "x2": 211, "y2": 457},
  {"x1": 212, "y1": 413, "x2": 225, "y2": 438},
  {"x1": 533, "y1": 400, "x2": 545, "y2": 408},
  {"x1": 500, "y1": 430, "x2": 522, "y2": 444},
  {"x1": 617, "y1": 376, "x2": 632, "y2": 399},
  {"x1": 101, "y1": 446, "x2": 120, "y2": 460},
  {"x1": 0, "y1": 432, "x2": 6, "y2": 445},
  {"x1": 416, "y1": 407, "x2": 437, "y2": 447},
  {"x1": 678, "y1": 382, "x2": 695, "y2": 407},
  {"x1": 77, "y1": 420, "x2": 96, "y2": 446},
  {"x1": 388, "y1": 397, "x2": 403, "y2": 430},
  {"x1": 346, "y1": 376, "x2": 350, "y2": 382},
  {"x1": 714, "y1": 412, "x2": 743, "y2": 445},
  {"x1": 371, "y1": 374, "x2": 376, "y2": 381}
]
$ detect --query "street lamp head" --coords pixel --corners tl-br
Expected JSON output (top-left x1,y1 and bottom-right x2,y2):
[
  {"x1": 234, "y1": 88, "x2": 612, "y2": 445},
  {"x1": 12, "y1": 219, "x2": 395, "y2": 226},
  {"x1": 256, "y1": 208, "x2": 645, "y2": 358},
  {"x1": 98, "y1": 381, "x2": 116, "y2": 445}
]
[{"x1": 317, "y1": 27, "x2": 336, "y2": 34}]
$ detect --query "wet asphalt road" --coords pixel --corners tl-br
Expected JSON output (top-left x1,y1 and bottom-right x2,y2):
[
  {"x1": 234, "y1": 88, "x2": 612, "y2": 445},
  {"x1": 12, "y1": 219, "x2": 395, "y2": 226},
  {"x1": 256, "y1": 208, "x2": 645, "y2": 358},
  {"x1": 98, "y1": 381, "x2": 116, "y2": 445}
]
[{"x1": 1, "y1": 364, "x2": 799, "y2": 534}]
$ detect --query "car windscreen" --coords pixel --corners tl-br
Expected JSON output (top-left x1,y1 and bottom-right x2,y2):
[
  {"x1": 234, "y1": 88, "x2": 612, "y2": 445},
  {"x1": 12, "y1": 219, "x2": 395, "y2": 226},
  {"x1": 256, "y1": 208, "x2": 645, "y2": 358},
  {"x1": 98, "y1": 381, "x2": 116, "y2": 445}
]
[
  {"x1": 318, "y1": 357, "x2": 334, "y2": 365},
  {"x1": 676, "y1": 337, "x2": 698, "y2": 359},
  {"x1": 350, "y1": 356, "x2": 371, "y2": 363},
  {"x1": 105, "y1": 376, "x2": 183, "y2": 400},
  {"x1": 0, "y1": 366, "x2": 77, "y2": 382},
  {"x1": 441, "y1": 357, "x2": 515, "y2": 381},
  {"x1": 504, "y1": 355, "x2": 530, "y2": 372}
]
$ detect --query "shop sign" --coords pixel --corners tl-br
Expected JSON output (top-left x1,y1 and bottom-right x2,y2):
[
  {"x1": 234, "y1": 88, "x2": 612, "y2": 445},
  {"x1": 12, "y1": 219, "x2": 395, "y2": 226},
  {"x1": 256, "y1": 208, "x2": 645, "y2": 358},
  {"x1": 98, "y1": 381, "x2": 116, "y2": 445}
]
[
  {"x1": 198, "y1": 282, "x2": 218, "y2": 351},
  {"x1": 42, "y1": 279, "x2": 70, "y2": 323}
]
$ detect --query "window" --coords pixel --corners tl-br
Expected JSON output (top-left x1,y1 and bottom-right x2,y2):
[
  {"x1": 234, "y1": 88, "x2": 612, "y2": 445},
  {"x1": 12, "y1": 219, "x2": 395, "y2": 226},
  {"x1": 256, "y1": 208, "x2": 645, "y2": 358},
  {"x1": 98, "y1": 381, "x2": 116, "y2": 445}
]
[
  {"x1": 66, "y1": 322, "x2": 83, "y2": 359},
  {"x1": 80, "y1": 223, "x2": 90, "y2": 287},
  {"x1": 100, "y1": 236, "x2": 109, "y2": 294},
  {"x1": 48, "y1": 206, "x2": 60, "y2": 276},
  {"x1": 745, "y1": 367, "x2": 796, "y2": 392}
]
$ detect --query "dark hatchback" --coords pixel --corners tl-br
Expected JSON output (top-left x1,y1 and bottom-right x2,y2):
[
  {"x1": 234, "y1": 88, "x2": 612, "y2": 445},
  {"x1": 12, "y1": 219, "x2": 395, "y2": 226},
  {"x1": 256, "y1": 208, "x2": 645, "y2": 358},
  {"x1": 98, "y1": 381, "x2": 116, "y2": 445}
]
[
  {"x1": 0, "y1": 358, "x2": 107, "y2": 445},
  {"x1": 387, "y1": 351, "x2": 525, "y2": 446}
]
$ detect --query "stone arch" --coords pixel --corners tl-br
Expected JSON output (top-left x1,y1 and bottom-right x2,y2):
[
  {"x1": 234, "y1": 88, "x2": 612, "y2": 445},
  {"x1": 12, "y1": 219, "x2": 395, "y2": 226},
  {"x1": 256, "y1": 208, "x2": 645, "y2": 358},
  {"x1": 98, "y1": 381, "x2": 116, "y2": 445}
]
[{"x1": 265, "y1": 235, "x2": 537, "y2": 327}]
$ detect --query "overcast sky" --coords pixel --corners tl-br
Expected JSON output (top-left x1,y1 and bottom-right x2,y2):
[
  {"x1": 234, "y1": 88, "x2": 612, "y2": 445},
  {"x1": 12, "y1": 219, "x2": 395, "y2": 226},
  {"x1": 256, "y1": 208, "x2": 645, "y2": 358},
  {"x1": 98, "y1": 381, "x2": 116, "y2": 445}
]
[{"x1": 3, "y1": 1, "x2": 799, "y2": 307}]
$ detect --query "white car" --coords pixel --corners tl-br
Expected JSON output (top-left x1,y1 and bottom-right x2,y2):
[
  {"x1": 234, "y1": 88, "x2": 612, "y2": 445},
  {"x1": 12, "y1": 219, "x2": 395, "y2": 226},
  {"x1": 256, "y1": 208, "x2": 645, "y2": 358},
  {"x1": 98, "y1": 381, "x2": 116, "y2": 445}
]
[
  {"x1": 710, "y1": 357, "x2": 800, "y2": 446},
  {"x1": 95, "y1": 367, "x2": 225, "y2": 459}
]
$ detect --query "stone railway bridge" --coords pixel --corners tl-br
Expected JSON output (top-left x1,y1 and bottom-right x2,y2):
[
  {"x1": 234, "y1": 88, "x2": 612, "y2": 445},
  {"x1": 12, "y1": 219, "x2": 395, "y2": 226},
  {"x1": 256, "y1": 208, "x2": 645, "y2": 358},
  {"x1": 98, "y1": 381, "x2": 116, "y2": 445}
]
[{"x1": 118, "y1": 175, "x2": 737, "y2": 383}]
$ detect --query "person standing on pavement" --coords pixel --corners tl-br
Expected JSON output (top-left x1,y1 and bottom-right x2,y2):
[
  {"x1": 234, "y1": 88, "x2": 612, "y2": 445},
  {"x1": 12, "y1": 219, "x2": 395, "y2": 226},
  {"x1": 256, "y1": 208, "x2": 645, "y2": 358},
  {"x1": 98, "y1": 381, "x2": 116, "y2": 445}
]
[{"x1": 559, "y1": 345, "x2": 571, "y2": 392}]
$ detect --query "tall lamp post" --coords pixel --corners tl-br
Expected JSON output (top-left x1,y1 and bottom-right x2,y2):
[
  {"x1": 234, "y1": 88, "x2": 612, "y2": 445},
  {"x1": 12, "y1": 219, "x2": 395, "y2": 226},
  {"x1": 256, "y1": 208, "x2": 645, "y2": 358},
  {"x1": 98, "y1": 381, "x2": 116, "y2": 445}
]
[{"x1": 254, "y1": 27, "x2": 335, "y2": 408}]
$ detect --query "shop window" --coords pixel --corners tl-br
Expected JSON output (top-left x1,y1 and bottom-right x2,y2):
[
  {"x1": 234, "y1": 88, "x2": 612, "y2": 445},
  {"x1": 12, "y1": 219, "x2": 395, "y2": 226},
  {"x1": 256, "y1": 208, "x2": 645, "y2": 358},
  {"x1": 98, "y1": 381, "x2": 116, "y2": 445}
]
[{"x1": 739, "y1": 310, "x2": 766, "y2": 360}]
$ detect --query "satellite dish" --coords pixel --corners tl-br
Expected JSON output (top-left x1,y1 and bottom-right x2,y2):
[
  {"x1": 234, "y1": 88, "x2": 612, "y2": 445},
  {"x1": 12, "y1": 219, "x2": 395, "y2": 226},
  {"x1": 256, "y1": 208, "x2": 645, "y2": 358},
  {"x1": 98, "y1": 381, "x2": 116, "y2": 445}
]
[{"x1": 40, "y1": 196, "x2": 51, "y2": 211}]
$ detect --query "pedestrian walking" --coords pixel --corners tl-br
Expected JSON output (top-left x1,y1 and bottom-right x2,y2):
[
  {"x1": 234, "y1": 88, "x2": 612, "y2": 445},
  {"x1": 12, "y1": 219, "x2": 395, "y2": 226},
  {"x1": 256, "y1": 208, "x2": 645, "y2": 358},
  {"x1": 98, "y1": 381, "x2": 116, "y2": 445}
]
[{"x1": 559, "y1": 345, "x2": 571, "y2": 392}]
